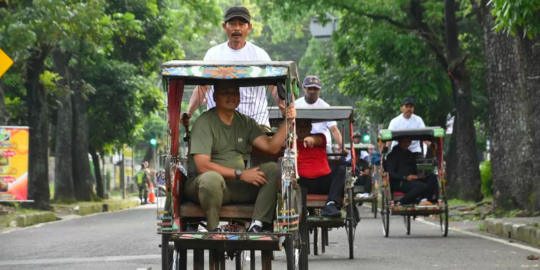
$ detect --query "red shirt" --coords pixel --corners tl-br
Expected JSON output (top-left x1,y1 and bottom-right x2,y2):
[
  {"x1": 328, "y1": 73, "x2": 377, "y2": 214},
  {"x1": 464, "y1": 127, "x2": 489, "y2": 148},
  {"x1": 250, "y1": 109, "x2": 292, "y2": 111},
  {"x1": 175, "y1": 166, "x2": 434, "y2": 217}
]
[{"x1": 297, "y1": 134, "x2": 331, "y2": 178}]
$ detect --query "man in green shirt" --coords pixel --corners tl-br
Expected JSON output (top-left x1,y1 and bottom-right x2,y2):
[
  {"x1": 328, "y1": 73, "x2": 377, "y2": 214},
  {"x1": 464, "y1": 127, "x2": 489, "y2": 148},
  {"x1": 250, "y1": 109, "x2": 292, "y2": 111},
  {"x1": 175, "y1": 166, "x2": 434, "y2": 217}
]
[{"x1": 186, "y1": 81, "x2": 295, "y2": 232}]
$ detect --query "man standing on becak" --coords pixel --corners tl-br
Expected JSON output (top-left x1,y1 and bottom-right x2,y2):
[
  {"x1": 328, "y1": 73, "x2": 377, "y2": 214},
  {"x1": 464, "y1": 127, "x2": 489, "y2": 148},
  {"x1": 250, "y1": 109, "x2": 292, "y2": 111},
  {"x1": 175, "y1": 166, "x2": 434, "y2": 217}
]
[
  {"x1": 184, "y1": 6, "x2": 279, "y2": 128},
  {"x1": 294, "y1": 75, "x2": 345, "y2": 153},
  {"x1": 386, "y1": 97, "x2": 428, "y2": 158}
]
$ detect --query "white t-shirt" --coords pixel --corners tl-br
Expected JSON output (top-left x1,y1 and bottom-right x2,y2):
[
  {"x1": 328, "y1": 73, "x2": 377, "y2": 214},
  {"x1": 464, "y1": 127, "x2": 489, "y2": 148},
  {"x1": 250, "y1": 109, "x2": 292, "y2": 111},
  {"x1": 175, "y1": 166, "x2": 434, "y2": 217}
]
[
  {"x1": 388, "y1": 114, "x2": 426, "y2": 153},
  {"x1": 203, "y1": 41, "x2": 272, "y2": 127},
  {"x1": 294, "y1": 97, "x2": 337, "y2": 153}
]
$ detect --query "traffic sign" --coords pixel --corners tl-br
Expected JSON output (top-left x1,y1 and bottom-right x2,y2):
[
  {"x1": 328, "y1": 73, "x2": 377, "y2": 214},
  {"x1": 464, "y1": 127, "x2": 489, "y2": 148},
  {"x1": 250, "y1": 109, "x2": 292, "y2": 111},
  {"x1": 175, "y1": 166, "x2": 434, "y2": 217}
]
[{"x1": 0, "y1": 48, "x2": 13, "y2": 79}]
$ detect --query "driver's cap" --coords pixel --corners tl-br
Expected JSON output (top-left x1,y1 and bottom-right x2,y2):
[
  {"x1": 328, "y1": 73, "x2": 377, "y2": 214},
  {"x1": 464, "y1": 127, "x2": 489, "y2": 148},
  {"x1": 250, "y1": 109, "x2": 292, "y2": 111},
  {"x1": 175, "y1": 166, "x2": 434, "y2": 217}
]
[
  {"x1": 224, "y1": 7, "x2": 251, "y2": 23},
  {"x1": 401, "y1": 97, "x2": 415, "y2": 106},
  {"x1": 303, "y1": 75, "x2": 321, "y2": 88}
]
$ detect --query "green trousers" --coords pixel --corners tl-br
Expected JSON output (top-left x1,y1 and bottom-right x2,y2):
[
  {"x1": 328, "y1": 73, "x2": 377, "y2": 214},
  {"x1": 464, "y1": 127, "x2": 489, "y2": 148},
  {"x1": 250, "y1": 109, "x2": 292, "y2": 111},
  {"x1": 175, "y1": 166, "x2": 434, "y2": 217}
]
[{"x1": 185, "y1": 162, "x2": 278, "y2": 230}]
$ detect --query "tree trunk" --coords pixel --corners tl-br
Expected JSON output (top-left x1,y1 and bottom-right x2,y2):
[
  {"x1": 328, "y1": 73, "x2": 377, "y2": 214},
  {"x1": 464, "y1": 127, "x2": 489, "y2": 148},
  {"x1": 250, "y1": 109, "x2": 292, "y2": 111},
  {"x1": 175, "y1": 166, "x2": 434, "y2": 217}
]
[
  {"x1": 518, "y1": 36, "x2": 540, "y2": 212},
  {"x1": 71, "y1": 66, "x2": 96, "y2": 201},
  {"x1": 0, "y1": 78, "x2": 8, "y2": 125},
  {"x1": 481, "y1": 5, "x2": 535, "y2": 211},
  {"x1": 89, "y1": 146, "x2": 105, "y2": 199},
  {"x1": 51, "y1": 47, "x2": 76, "y2": 204},
  {"x1": 444, "y1": 0, "x2": 483, "y2": 201},
  {"x1": 25, "y1": 48, "x2": 51, "y2": 210}
]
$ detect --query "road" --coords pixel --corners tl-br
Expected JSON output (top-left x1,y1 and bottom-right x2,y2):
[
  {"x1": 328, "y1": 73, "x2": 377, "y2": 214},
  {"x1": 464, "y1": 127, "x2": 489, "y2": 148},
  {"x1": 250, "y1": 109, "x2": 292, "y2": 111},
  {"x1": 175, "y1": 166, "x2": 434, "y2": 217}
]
[{"x1": 1, "y1": 202, "x2": 539, "y2": 270}]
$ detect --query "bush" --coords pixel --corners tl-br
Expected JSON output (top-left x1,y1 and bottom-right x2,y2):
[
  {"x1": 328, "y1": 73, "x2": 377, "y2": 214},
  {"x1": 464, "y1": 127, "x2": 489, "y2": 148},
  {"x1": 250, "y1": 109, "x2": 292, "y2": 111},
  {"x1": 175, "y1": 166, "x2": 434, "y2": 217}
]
[{"x1": 480, "y1": 161, "x2": 492, "y2": 197}]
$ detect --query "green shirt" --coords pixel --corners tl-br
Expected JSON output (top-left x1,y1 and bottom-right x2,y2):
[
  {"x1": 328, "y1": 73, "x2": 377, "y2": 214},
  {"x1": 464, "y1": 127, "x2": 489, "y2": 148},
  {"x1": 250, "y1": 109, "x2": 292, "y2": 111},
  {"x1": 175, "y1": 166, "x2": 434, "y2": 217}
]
[{"x1": 188, "y1": 108, "x2": 265, "y2": 178}]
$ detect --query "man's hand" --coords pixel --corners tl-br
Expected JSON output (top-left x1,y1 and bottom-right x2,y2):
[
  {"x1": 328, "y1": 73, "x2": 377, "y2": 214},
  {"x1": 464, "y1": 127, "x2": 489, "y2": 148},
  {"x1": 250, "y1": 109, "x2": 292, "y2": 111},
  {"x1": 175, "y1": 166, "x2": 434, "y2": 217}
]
[
  {"x1": 181, "y1": 113, "x2": 190, "y2": 127},
  {"x1": 240, "y1": 167, "x2": 267, "y2": 187},
  {"x1": 304, "y1": 136, "x2": 315, "y2": 148},
  {"x1": 360, "y1": 170, "x2": 370, "y2": 176},
  {"x1": 382, "y1": 146, "x2": 389, "y2": 154},
  {"x1": 278, "y1": 103, "x2": 296, "y2": 119},
  {"x1": 406, "y1": 175, "x2": 418, "y2": 181}
]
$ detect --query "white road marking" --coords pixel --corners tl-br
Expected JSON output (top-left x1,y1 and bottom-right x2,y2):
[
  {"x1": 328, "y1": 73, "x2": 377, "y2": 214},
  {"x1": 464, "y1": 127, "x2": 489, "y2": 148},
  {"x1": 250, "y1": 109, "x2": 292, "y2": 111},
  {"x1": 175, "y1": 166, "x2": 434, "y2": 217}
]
[{"x1": 364, "y1": 203, "x2": 540, "y2": 254}]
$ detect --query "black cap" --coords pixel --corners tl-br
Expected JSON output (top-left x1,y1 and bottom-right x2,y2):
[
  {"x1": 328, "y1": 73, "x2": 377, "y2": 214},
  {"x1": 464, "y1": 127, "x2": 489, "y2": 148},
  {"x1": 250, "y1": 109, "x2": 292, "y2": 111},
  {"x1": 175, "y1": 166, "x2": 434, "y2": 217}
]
[
  {"x1": 302, "y1": 75, "x2": 322, "y2": 88},
  {"x1": 353, "y1": 133, "x2": 361, "y2": 139},
  {"x1": 224, "y1": 7, "x2": 251, "y2": 23},
  {"x1": 401, "y1": 97, "x2": 415, "y2": 106}
]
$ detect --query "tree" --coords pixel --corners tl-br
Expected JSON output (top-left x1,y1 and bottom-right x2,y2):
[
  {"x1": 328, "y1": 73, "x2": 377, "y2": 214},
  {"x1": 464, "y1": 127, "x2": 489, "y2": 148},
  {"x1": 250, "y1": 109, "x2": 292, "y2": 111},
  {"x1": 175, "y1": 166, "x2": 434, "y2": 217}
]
[
  {"x1": 255, "y1": 0, "x2": 484, "y2": 201},
  {"x1": 473, "y1": 0, "x2": 540, "y2": 212}
]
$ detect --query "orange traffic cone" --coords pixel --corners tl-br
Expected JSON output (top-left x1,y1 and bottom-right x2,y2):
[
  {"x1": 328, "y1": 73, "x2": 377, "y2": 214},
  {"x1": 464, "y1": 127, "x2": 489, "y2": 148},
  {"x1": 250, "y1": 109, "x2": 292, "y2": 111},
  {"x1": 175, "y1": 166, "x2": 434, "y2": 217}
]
[{"x1": 148, "y1": 183, "x2": 156, "y2": 204}]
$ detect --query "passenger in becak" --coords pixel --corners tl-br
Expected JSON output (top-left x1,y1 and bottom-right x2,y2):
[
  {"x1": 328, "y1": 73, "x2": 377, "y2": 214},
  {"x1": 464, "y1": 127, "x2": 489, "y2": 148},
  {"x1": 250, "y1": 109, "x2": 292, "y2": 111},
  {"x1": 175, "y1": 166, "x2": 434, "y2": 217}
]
[{"x1": 185, "y1": 81, "x2": 296, "y2": 233}]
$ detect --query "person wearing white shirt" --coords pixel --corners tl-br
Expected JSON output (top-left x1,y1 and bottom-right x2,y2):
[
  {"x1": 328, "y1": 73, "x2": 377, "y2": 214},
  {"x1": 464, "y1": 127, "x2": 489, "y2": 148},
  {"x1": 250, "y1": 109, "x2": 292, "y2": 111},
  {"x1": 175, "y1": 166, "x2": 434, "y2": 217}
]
[
  {"x1": 294, "y1": 75, "x2": 344, "y2": 153},
  {"x1": 386, "y1": 97, "x2": 426, "y2": 157},
  {"x1": 183, "y1": 6, "x2": 279, "y2": 127}
]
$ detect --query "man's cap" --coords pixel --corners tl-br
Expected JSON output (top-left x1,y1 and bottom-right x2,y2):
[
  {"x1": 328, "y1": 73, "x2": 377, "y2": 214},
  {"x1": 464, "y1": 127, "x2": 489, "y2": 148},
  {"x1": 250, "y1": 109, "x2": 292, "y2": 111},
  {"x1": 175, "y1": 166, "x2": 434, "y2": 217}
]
[
  {"x1": 303, "y1": 75, "x2": 322, "y2": 88},
  {"x1": 353, "y1": 132, "x2": 361, "y2": 138},
  {"x1": 401, "y1": 97, "x2": 415, "y2": 106},
  {"x1": 224, "y1": 7, "x2": 251, "y2": 23}
]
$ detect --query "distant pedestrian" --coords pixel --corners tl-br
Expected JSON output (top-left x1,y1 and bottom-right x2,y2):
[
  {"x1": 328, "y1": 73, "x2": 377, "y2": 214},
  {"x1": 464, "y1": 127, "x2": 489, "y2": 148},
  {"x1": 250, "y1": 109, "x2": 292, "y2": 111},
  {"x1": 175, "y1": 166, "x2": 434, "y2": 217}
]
[{"x1": 136, "y1": 161, "x2": 151, "y2": 205}]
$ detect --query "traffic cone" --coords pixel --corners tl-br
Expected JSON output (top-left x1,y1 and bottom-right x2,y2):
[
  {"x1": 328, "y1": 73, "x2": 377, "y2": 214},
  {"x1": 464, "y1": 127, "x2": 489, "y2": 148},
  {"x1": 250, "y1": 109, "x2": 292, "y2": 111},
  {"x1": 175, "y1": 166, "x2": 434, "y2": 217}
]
[{"x1": 148, "y1": 183, "x2": 156, "y2": 204}]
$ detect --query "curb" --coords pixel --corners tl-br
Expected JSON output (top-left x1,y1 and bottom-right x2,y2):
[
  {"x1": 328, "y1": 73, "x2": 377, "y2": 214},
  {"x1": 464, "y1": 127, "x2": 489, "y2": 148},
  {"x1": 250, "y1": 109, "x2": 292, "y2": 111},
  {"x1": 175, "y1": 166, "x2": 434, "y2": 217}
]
[
  {"x1": 53, "y1": 200, "x2": 140, "y2": 216},
  {"x1": 1, "y1": 199, "x2": 140, "y2": 228},
  {"x1": 484, "y1": 218, "x2": 540, "y2": 247}
]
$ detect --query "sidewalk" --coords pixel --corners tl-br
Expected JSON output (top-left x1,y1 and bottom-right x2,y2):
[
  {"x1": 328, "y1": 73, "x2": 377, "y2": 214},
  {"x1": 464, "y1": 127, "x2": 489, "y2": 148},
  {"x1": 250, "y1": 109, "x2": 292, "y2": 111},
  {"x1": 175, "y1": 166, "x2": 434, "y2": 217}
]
[
  {"x1": 0, "y1": 197, "x2": 140, "y2": 229},
  {"x1": 484, "y1": 217, "x2": 540, "y2": 247}
]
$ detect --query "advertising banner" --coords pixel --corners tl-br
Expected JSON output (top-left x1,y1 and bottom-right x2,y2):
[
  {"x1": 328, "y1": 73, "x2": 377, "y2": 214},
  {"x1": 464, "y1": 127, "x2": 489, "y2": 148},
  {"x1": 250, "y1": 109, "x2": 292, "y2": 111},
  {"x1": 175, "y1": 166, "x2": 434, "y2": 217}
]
[
  {"x1": 123, "y1": 145, "x2": 133, "y2": 177},
  {"x1": 0, "y1": 126, "x2": 29, "y2": 201}
]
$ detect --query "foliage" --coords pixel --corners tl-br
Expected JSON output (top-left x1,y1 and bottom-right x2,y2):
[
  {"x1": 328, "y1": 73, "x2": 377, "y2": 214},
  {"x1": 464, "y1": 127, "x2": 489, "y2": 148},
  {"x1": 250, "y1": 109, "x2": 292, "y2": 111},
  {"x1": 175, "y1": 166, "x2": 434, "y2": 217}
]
[
  {"x1": 491, "y1": 0, "x2": 540, "y2": 38},
  {"x1": 480, "y1": 160, "x2": 493, "y2": 197}
]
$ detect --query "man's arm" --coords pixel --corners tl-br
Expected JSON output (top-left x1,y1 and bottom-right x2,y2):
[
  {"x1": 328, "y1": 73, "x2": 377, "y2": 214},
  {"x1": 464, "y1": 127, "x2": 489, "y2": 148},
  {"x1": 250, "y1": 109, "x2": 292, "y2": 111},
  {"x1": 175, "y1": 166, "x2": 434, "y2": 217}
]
[
  {"x1": 385, "y1": 154, "x2": 406, "y2": 182},
  {"x1": 193, "y1": 154, "x2": 268, "y2": 186},
  {"x1": 187, "y1": 86, "x2": 208, "y2": 117},
  {"x1": 252, "y1": 103, "x2": 295, "y2": 154},
  {"x1": 329, "y1": 125, "x2": 344, "y2": 151},
  {"x1": 269, "y1": 85, "x2": 283, "y2": 105}
]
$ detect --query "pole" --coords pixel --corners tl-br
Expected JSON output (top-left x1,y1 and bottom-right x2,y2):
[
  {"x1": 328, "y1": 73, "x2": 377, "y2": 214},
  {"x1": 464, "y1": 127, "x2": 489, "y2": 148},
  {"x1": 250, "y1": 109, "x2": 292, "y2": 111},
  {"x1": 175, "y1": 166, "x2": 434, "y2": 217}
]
[{"x1": 120, "y1": 150, "x2": 125, "y2": 199}]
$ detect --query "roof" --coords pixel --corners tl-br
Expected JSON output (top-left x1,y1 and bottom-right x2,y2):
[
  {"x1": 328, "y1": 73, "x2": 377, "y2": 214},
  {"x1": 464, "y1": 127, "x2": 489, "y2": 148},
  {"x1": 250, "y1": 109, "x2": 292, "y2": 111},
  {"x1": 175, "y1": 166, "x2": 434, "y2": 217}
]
[
  {"x1": 268, "y1": 106, "x2": 354, "y2": 127},
  {"x1": 161, "y1": 60, "x2": 299, "y2": 87},
  {"x1": 378, "y1": 127, "x2": 445, "y2": 142},
  {"x1": 345, "y1": 143, "x2": 374, "y2": 150}
]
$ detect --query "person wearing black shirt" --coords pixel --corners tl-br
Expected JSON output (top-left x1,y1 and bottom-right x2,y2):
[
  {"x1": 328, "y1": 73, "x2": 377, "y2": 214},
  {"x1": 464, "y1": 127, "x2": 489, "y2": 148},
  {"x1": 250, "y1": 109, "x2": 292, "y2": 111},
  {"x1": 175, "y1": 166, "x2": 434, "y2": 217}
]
[{"x1": 385, "y1": 137, "x2": 437, "y2": 205}]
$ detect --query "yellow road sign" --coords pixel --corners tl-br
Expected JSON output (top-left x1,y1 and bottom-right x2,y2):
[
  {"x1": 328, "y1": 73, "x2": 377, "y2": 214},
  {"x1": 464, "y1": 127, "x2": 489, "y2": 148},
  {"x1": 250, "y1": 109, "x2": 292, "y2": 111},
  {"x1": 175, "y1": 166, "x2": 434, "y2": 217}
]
[{"x1": 0, "y1": 48, "x2": 14, "y2": 79}]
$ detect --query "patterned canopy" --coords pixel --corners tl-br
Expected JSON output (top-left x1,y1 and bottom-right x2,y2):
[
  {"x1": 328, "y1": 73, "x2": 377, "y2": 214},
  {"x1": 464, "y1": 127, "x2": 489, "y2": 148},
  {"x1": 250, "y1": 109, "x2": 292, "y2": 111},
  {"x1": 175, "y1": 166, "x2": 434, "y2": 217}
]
[{"x1": 161, "y1": 60, "x2": 299, "y2": 87}]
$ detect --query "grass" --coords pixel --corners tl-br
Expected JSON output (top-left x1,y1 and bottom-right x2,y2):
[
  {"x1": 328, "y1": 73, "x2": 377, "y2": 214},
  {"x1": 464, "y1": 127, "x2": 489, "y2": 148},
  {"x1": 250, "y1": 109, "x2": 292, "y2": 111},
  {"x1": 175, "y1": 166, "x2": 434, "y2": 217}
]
[
  {"x1": 478, "y1": 224, "x2": 485, "y2": 231},
  {"x1": 447, "y1": 196, "x2": 493, "y2": 206}
]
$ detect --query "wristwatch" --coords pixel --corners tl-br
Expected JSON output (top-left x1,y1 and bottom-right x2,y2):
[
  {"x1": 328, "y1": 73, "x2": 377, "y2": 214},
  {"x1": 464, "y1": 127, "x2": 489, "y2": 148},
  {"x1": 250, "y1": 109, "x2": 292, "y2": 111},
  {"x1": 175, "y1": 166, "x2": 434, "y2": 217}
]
[{"x1": 235, "y1": 169, "x2": 243, "y2": 180}]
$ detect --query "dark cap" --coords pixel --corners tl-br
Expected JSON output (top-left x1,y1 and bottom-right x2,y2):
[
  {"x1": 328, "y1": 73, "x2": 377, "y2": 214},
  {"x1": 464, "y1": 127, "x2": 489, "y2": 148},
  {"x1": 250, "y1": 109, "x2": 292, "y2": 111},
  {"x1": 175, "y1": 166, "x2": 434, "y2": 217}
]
[
  {"x1": 353, "y1": 133, "x2": 361, "y2": 139},
  {"x1": 224, "y1": 7, "x2": 251, "y2": 23},
  {"x1": 401, "y1": 97, "x2": 415, "y2": 106},
  {"x1": 303, "y1": 75, "x2": 322, "y2": 88}
]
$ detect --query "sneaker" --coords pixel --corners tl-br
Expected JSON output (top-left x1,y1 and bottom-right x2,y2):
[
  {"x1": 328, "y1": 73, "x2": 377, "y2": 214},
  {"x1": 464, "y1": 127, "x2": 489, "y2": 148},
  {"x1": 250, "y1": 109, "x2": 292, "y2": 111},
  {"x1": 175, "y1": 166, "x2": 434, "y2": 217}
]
[
  {"x1": 248, "y1": 225, "x2": 263, "y2": 233},
  {"x1": 322, "y1": 203, "x2": 341, "y2": 218},
  {"x1": 419, "y1": 200, "x2": 433, "y2": 206}
]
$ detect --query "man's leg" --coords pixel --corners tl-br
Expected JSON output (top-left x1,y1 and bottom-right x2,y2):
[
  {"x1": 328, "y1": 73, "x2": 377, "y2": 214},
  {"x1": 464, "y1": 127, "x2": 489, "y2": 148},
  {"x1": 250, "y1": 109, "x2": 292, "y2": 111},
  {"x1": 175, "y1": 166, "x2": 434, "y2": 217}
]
[
  {"x1": 395, "y1": 180, "x2": 427, "y2": 205},
  {"x1": 362, "y1": 175, "x2": 372, "y2": 194},
  {"x1": 138, "y1": 185, "x2": 143, "y2": 202},
  {"x1": 251, "y1": 162, "x2": 278, "y2": 224},
  {"x1": 185, "y1": 171, "x2": 231, "y2": 231},
  {"x1": 420, "y1": 174, "x2": 438, "y2": 202},
  {"x1": 143, "y1": 184, "x2": 148, "y2": 204},
  {"x1": 326, "y1": 165, "x2": 346, "y2": 207}
]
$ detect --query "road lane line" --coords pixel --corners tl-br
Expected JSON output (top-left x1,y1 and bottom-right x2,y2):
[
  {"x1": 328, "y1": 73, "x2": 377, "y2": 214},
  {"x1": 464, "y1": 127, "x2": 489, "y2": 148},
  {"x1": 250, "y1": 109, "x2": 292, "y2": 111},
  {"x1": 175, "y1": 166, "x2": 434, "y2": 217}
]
[
  {"x1": 363, "y1": 204, "x2": 540, "y2": 254},
  {"x1": 0, "y1": 253, "x2": 186, "y2": 266}
]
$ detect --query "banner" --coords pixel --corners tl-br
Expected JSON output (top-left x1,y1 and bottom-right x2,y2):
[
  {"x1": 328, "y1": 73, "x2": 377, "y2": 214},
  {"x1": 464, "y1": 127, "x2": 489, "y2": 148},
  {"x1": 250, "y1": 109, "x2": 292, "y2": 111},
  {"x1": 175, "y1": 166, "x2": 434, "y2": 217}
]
[
  {"x1": 0, "y1": 126, "x2": 29, "y2": 201},
  {"x1": 123, "y1": 145, "x2": 133, "y2": 177}
]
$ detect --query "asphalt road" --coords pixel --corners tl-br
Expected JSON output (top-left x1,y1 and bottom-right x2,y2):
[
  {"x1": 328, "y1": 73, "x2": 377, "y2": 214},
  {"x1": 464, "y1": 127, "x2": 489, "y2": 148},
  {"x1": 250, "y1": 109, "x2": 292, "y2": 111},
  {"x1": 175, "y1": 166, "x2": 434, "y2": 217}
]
[{"x1": 1, "y1": 201, "x2": 539, "y2": 270}]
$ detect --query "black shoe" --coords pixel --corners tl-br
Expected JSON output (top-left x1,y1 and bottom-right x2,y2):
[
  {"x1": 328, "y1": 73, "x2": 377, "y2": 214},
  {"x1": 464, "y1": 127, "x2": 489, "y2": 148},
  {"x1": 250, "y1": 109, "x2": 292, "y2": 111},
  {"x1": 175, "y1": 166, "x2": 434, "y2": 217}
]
[
  {"x1": 209, "y1": 228, "x2": 223, "y2": 233},
  {"x1": 248, "y1": 224, "x2": 263, "y2": 233},
  {"x1": 322, "y1": 203, "x2": 341, "y2": 218}
]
